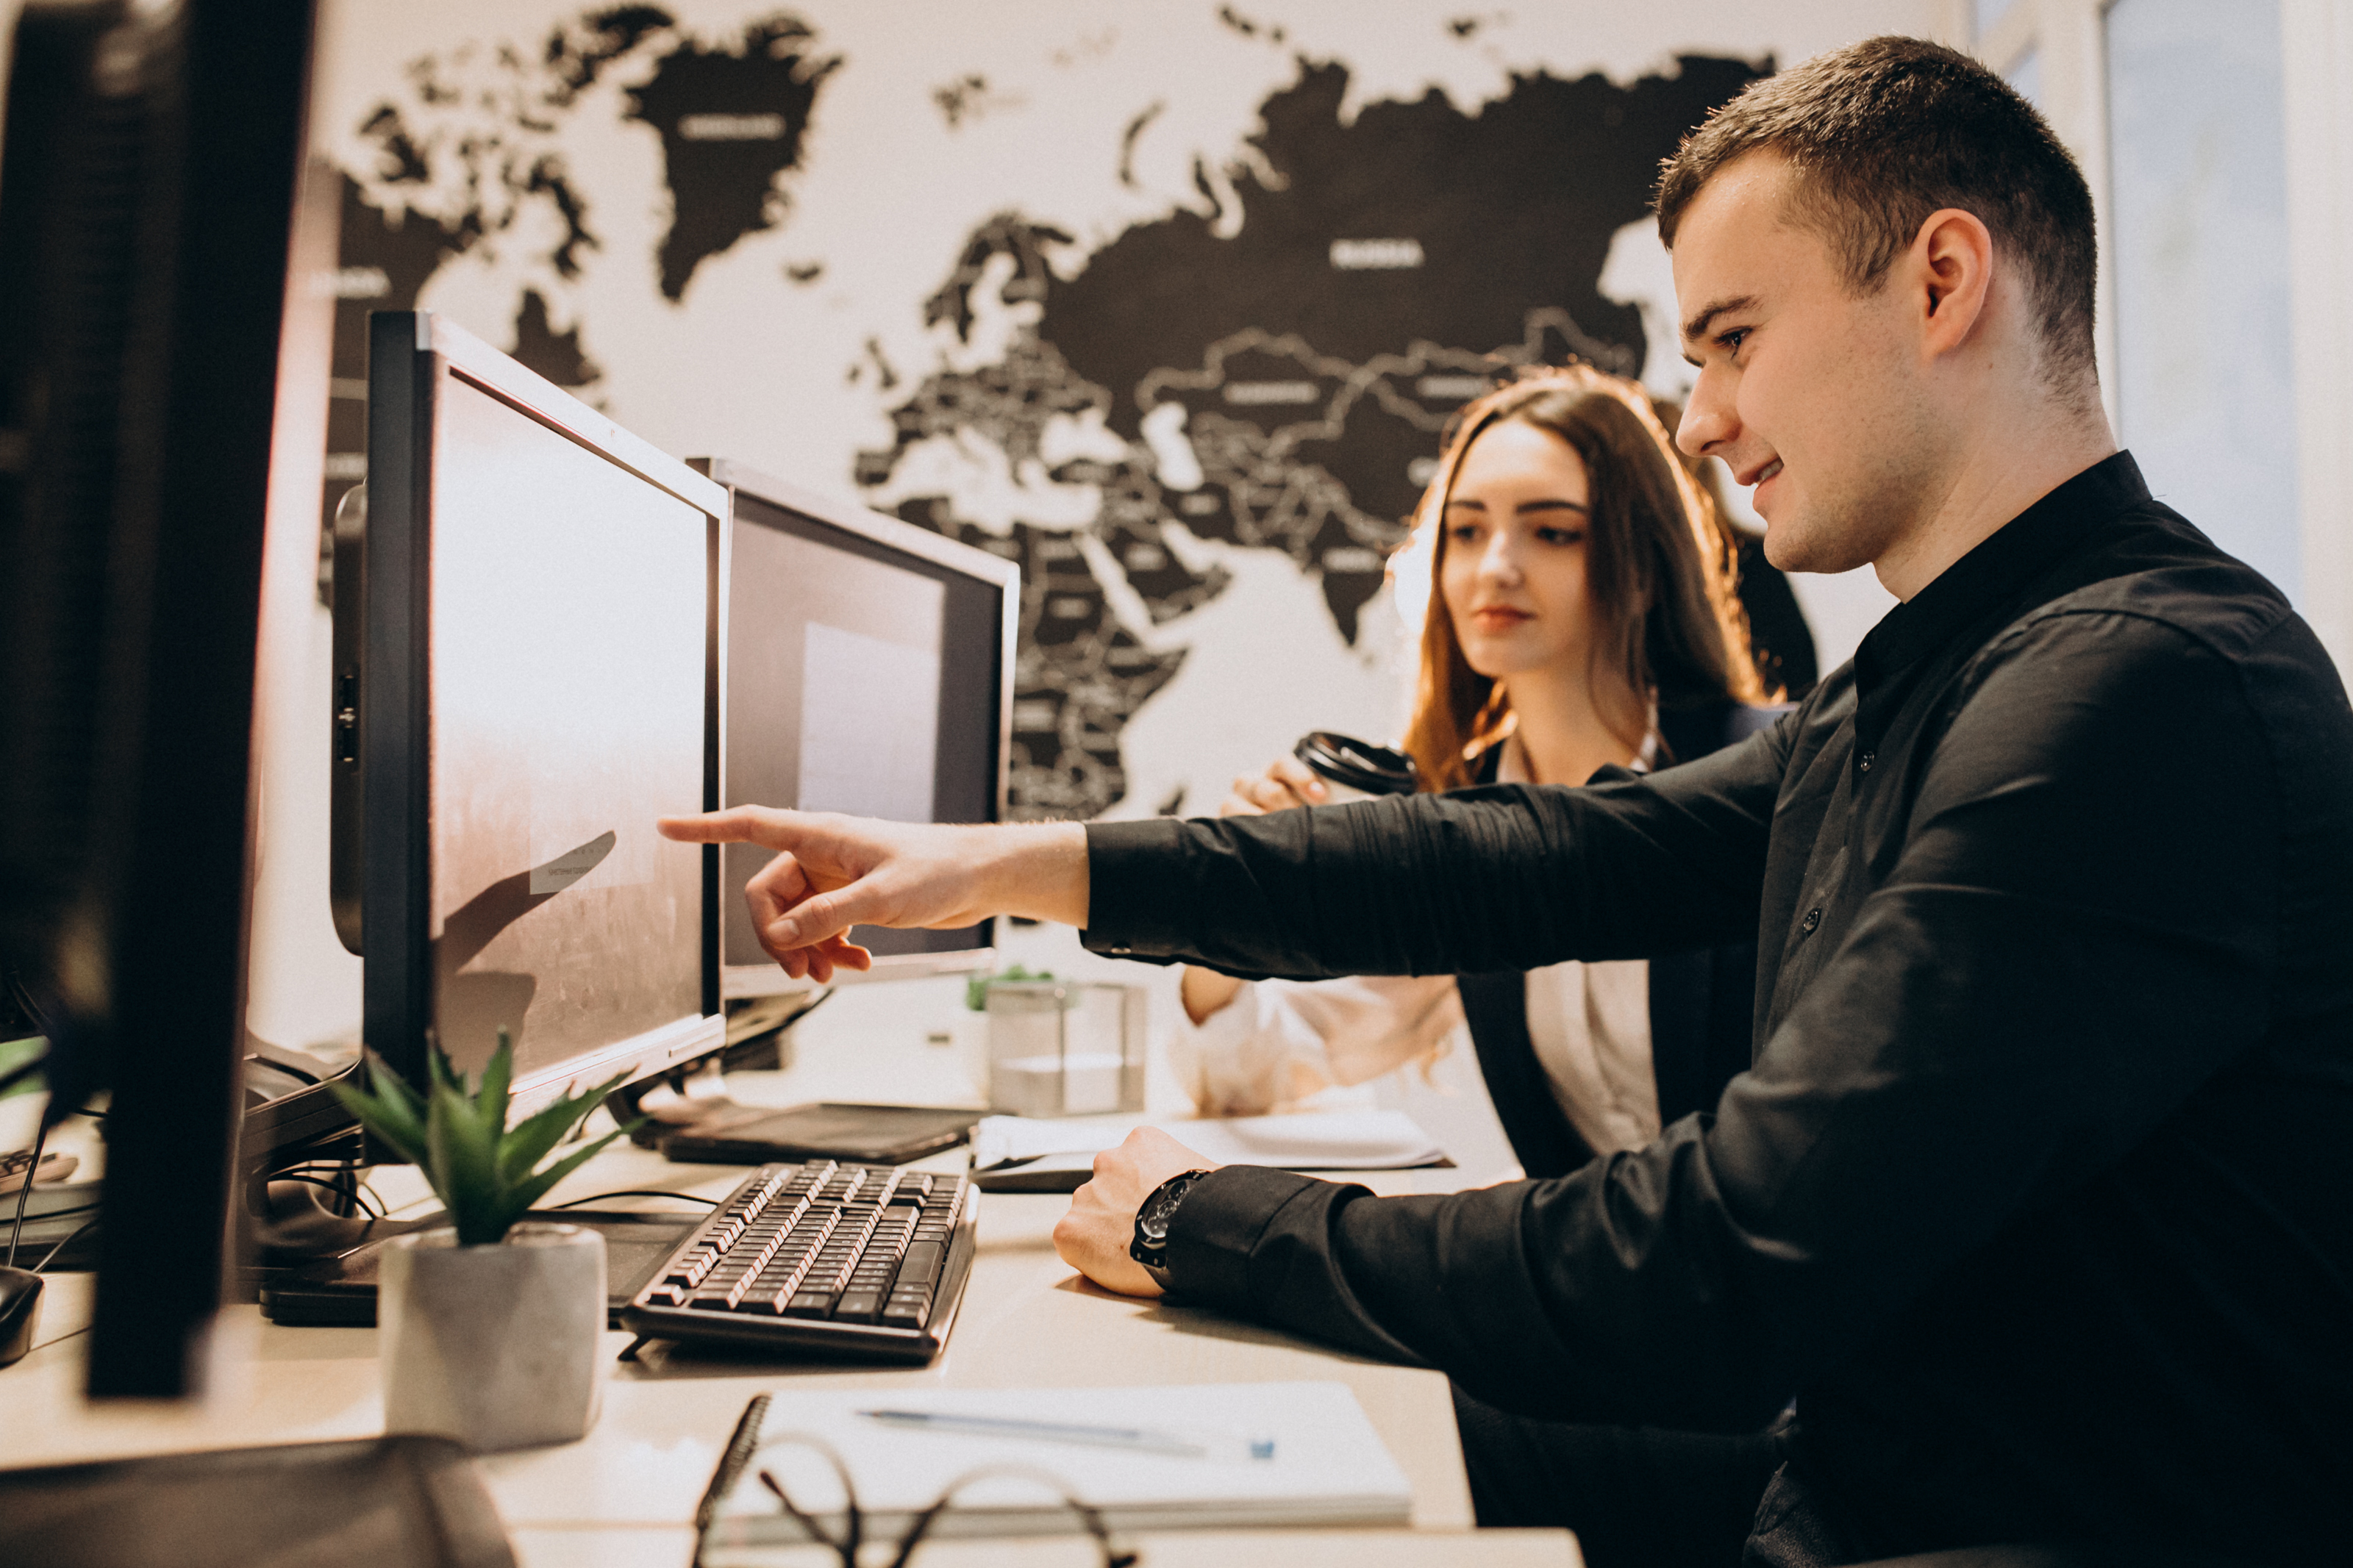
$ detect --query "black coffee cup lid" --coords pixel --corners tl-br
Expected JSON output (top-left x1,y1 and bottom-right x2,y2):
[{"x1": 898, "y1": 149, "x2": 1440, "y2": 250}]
[{"x1": 1293, "y1": 731, "x2": 1420, "y2": 796}]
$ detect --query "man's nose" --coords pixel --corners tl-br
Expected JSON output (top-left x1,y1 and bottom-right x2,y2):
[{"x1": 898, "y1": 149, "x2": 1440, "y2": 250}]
[{"x1": 1678, "y1": 372, "x2": 1736, "y2": 459}]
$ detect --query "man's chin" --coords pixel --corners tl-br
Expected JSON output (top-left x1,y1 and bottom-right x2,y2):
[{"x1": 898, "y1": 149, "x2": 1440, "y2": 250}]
[{"x1": 1760, "y1": 512, "x2": 1872, "y2": 576}]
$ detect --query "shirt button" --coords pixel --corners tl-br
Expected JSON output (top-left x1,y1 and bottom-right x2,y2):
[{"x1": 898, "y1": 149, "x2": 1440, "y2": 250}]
[
  {"x1": 1800, "y1": 907, "x2": 1821, "y2": 934},
  {"x1": 1857, "y1": 752, "x2": 1875, "y2": 773}
]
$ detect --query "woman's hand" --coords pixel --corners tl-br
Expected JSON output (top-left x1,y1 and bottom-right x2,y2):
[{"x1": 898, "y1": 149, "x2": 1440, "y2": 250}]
[
  {"x1": 1219, "y1": 752, "x2": 1329, "y2": 817},
  {"x1": 1051, "y1": 1127, "x2": 1220, "y2": 1297},
  {"x1": 1186, "y1": 755, "x2": 1328, "y2": 1020}
]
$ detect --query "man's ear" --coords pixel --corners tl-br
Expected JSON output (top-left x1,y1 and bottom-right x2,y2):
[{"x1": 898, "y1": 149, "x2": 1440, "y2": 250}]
[{"x1": 1910, "y1": 207, "x2": 1995, "y2": 362}]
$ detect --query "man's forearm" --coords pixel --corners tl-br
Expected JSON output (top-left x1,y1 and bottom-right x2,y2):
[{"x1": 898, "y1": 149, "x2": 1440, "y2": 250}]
[{"x1": 983, "y1": 821, "x2": 1090, "y2": 928}]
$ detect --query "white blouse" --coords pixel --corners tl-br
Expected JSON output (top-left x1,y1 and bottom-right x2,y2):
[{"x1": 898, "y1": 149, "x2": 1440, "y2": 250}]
[{"x1": 1168, "y1": 737, "x2": 1665, "y2": 1157}]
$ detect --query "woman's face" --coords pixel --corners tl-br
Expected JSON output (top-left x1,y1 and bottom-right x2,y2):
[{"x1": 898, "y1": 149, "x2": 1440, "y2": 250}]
[{"x1": 1439, "y1": 419, "x2": 1596, "y2": 681}]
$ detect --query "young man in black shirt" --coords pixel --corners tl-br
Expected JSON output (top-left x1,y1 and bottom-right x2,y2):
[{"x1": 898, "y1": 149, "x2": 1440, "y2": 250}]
[{"x1": 662, "y1": 37, "x2": 2353, "y2": 1566}]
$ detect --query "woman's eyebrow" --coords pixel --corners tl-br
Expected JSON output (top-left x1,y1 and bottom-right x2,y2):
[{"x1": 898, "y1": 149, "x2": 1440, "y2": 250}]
[{"x1": 1518, "y1": 498, "x2": 1590, "y2": 515}]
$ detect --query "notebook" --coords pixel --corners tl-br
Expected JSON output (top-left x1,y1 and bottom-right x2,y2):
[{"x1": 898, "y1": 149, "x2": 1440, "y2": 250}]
[
  {"x1": 968, "y1": 1110, "x2": 1451, "y2": 1192},
  {"x1": 696, "y1": 1381, "x2": 1411, "y2": 1559}
]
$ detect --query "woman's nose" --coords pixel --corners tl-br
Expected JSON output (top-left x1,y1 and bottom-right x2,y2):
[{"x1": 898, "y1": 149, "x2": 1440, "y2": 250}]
[{"x1": 1477, "y1": 534, "x2": 1523, "y2": 584}]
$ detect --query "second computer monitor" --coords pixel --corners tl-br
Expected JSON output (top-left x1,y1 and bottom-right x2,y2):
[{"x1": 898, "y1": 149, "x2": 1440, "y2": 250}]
[{"x1": 694, "y1": 460, "x2": 1015, "y2": 995}]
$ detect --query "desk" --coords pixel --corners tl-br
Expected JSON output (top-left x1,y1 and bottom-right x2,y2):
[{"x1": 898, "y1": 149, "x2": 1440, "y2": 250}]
[{"x1": 0, "y1": 979, "x2": 1577, "y2": 1566}]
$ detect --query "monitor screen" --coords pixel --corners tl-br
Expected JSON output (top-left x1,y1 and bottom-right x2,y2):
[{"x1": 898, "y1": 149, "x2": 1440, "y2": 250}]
[
  {"x1": 350, "y1": 312, "x2": 726, "y2": 1109},
  {"x1": 707, "y1": 466, "x2": 1014, "y2": 992},
  {"x1": 427, "y1": 375, "x2": 707, "y2": 1084}
]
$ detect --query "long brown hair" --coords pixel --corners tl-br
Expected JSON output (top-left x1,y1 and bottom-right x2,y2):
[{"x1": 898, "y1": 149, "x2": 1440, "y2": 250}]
[{"x1": 1399, "y1": 366, "x2": 1765, "y2": 792}]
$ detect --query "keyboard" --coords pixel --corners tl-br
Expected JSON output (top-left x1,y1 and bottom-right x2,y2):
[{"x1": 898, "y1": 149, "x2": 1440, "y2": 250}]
[{"x1": 618, "y1": 1160, "x2": 976, "y2": 1364}]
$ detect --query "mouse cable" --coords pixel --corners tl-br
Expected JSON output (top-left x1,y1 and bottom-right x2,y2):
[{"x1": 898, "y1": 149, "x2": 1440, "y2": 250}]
[{"x1": 5, "y1": 1118, "x2": 47, "y2": 1270}]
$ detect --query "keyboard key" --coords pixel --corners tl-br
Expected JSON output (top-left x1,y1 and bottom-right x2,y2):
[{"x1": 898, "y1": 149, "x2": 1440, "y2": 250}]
[
  {"x1": 833, "y1": 1290, "x2": 882, "y2": 1322},
  {"x1": 881, "y1": 1296, "x2": 929, "y2": 1330},
  {"x1": 784, "y1": 1291, "x2": 836, "y2": 1318},
  {"x1": 895, "y1": 1241, "x2": 944, "y2": 1288}
]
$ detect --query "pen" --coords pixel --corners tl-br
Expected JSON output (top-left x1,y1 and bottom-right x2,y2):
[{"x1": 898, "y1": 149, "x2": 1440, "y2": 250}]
[
  {"x1": 857, "y1": 1407, "x2": 1275, "y2": 1461},
  {"x1": 696, "y1": 1392, "x2": 773, "y2": 1536}
]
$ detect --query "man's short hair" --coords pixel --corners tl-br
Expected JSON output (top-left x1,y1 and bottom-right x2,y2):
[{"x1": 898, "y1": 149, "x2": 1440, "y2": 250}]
[{"x1": 1655, "y1": 36, "x2": 2097, "y2": 391}]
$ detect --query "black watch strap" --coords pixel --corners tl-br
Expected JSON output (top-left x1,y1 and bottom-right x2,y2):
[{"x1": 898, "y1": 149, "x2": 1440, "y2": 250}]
[{"x1": 1129, "y1": 1168, "x2": 1213, "y2": 1289}]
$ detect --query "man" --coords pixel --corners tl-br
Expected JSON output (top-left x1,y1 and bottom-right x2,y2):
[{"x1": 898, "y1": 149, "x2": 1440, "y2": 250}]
[{"x1": 662, "y1": 37, "x2": 2353, "y2": 1566}]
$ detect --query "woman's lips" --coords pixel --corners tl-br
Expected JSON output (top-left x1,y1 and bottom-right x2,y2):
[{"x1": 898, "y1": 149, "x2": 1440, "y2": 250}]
[{"x1": 1468, "y1": 607, "x2": 1532, "y2": 632}]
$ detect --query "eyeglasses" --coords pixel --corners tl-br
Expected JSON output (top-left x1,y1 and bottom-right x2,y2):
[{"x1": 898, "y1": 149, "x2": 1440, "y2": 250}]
[{"x1": 747, "y1": 1432, "x2": 1138, "y2": 1568}]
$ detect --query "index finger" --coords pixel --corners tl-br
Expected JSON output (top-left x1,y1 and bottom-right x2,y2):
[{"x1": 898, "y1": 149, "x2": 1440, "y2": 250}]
[{"x1": 657, "y1": 806, "x2": 801, "y2": 848}]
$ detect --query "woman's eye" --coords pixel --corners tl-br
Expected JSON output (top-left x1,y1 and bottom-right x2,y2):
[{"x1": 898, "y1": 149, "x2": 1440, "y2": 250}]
[
  {"x1": 1447, "y1": 523, "x2": 1481, "y2": 543},
  {"x1": 1536, "y1": 526, "x2": 1585, "y2": 546}
]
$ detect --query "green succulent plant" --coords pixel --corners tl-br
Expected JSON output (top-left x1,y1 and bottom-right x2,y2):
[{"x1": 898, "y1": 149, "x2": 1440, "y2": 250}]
[
  {"x1": 963, "y1": 964, "x2": 1057, "y2": 1012},
  {"x1": 332, "y1": 1029, "x2": 638, "y2": 1246}
]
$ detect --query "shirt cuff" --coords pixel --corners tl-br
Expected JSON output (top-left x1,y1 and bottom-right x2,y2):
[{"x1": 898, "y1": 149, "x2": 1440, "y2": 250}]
[{"x1": 1163, "y1": 1164, "x2": 1326, "y2": 1306}]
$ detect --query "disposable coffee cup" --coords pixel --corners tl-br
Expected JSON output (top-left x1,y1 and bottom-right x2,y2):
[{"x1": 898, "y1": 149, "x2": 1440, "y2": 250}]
[{"x1": 1293, "y1": 731, "x2": 1420, "y2": 803}]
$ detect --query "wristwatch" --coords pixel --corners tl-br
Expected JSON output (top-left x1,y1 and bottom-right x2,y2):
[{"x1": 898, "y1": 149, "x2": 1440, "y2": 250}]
[{"x1": 1129, "y1": 1168, "x2": 1213, "y2": 1290}]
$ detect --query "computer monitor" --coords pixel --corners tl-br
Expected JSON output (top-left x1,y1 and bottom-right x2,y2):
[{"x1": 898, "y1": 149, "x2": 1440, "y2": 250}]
[
  {"x1": 0, "y1": 0, "x2": 317, "y2": 1397},
  {"x1": 326, "y1": 312, "x2": 727, "y2": 1117},
  {"x1": 690, "y1": 461, "x2": 1016, "y2": 998}
]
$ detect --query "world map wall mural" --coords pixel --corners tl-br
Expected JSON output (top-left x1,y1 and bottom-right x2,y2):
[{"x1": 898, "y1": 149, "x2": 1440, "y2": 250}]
[{"x1": 315, "y1": 3, "x2": 1768, "y2": 821}]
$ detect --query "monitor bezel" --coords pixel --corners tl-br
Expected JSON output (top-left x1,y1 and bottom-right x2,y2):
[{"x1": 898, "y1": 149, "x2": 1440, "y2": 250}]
[
  {"x1": 692, "y1": 457, "x2": 1018, "y2": 995},
  {"x1": 363, "y1": 310, "x2": 728, "y2": 1112}
]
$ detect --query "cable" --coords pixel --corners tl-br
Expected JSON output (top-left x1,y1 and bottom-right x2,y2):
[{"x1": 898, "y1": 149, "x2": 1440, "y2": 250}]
[
  {"x1": 547, "y1": 1189, "x2": 719, "y2": 1210},
  {"x1": 265, "y1": 1171, "x2": 385, "y2": 1218},
  {"x1": 5, "y1": 970, "x2": 57, "y2": 1039},
  {"x1": 32, "y1": 1216, "x2": 99, "y2": 1274},
  {"x1": 6, "y1": 1119, "x2": 49, "y2": 1269}
]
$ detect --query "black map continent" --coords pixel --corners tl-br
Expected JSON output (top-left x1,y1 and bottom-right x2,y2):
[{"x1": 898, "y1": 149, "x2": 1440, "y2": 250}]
[
  {"x1": 624, "y1": 17, "x2": 839, "y2": 301},
  {"x1": 318, "y1": 7, "x2": 832, "y2": 587},
  {"x1": 862, "y1": 54, "x2": 1768, "y2": 818}
]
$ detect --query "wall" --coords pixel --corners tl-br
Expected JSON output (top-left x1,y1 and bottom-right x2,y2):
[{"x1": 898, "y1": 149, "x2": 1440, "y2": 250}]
[{"x1": 1974, "y1": 0, "x2": 2353, "y2": 672}]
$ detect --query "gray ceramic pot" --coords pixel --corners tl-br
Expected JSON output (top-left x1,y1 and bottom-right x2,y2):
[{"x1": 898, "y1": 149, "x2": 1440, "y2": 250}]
[{"x1": 380, "y1": 1222, "x2": 605, "y2": 1453}]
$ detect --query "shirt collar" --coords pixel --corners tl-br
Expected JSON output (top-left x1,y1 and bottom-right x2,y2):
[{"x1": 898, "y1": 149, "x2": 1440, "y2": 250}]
[{"x1": 1854, "y1": 451, "x2": 2152, "y2": 690}]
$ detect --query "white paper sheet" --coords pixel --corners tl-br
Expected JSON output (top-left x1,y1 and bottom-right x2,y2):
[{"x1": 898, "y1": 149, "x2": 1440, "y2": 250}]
[
  {"x1": 969, "y1": 1109, "x2": 1448, "y2": 1178},
  {"x1": 700, "y1": 1381, "x2": 1410, "y2": 1552}
]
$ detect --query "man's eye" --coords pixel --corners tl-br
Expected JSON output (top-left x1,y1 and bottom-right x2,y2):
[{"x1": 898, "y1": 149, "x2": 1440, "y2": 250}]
[{"x1": 1718, "y1": 327, "x2": 1750, "y2": 357}]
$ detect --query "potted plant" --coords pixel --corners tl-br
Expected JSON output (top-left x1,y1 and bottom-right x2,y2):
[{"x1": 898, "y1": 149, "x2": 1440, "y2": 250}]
[{"x1": 334, "y1": 1030, "x2": 635, "y2": 1453}]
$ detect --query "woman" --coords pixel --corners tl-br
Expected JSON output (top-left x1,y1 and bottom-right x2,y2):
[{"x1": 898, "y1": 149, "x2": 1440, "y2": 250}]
[{"x1": 1174, "y1": 365, "x2": 1783, "y2": 1182}]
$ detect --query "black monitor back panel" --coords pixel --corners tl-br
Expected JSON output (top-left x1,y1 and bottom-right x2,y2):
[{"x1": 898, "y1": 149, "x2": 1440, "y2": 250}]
[{"x1": 0, "y1": 0, "x2": 316, "y2": 1398}]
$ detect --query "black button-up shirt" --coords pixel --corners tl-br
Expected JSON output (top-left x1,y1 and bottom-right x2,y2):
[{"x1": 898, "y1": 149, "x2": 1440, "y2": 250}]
[{"x1": 1083, "y1": 454, "x2": 2353, "y2": 1561}]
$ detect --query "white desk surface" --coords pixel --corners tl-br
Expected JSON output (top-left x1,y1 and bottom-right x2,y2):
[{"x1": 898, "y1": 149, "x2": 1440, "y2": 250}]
[{"x1": 0, "y1": 977, "x2": 1576, "y2": 1567}]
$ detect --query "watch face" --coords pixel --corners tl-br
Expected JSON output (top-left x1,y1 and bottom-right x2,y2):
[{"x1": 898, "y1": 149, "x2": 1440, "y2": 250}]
[{"x1": 1135, "y1": 1171, "x2": 1201, "y2": 1253}]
